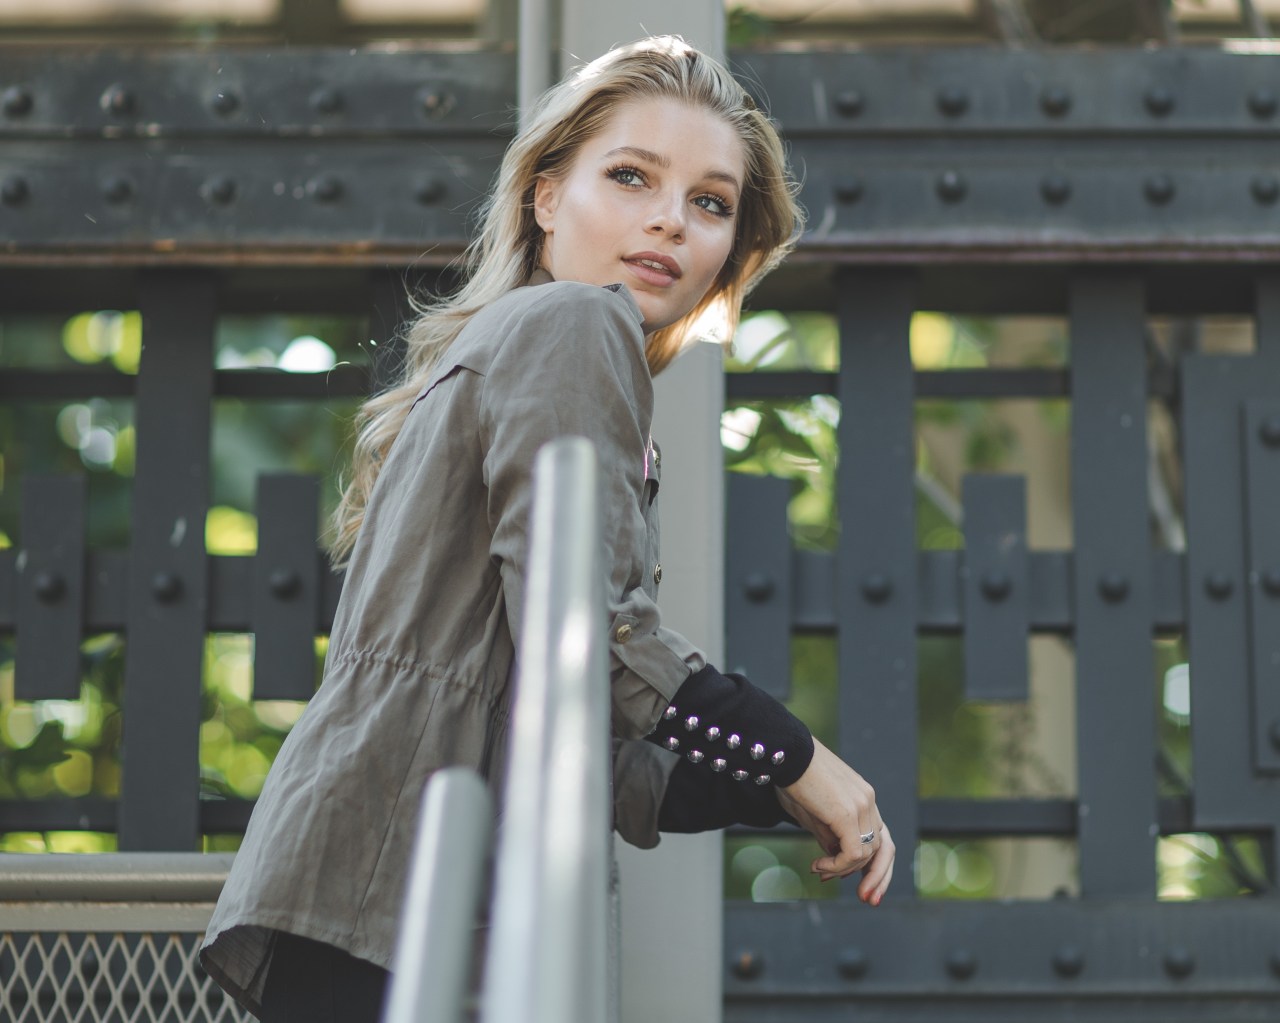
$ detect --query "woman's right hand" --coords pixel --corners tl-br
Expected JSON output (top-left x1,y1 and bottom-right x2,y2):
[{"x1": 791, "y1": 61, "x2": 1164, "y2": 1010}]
[{"x1": 775, "y1": 738, "x2": 895, "y2": 905}]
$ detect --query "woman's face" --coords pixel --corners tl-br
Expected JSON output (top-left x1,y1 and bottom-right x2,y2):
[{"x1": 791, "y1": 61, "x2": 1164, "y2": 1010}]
[{"x1": 533, "y1": 97, "x2": 745, "y2": 335}]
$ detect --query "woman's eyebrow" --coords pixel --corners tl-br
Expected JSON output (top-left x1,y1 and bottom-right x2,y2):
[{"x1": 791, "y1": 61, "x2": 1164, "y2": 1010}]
[{"x1": 601, "y1": 145, "x2": 741, "y2": 191}]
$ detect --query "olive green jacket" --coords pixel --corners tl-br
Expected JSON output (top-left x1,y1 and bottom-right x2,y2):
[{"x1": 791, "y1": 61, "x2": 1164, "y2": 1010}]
[{"x1": 200, "y1": 274, "x2": 702, "y2": 1014}]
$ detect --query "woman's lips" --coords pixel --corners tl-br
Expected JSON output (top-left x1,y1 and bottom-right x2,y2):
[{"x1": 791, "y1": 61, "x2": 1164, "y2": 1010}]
[{"x1": 624, "y1": 256, "x2": 680, "y2": 288}]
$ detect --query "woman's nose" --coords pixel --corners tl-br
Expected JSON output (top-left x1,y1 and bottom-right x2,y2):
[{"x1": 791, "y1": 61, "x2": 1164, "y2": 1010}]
[{"x1": 645, "y1": 193, "x2": 686, "y2": 240}]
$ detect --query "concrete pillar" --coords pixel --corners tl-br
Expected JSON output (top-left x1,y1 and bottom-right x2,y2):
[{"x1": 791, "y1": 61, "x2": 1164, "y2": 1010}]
[{"x1": 551, "y1": 6, "x2": 726, "y2": 1021}]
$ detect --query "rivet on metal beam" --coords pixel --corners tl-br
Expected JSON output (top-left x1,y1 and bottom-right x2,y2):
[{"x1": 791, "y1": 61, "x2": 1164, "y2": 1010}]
[
  {"x1": 100, "y1": 84, "x2": 136, "y2": 117},
  {"x1": 101, "y1": 175, "x2": 133, "y2": 204},
  {"x1": 415, "y1": 177, "x2": 446, "y2": 205},
  {"x1": 1144, "y1": 87, "x2": 1175, "y2": 117},
  {"x1": 861, "y1": 574, "x2": 892, "y2": 604},
  {"x1": 743, "y1": 574, "x2": 775, "y2": 603},
  {"x1": 1253, "y1": 176, "x2": 1280, "y2": 206},
  {"x1": 307, "y1": 175, "x2": 343, "y2": 203},
  {"x1": 1268, "y1": 720, "x2": 1280, "y2": 753},
  {"x1": 1, "y1": 175, "x2": 30, "y2": 206},
  {"x1": 1041, "y1": 174, "x2": 1071, "y2": 206},
  {"x1": 945, "y1": 949, "x2": 977, "y2": 980},
  {"x1": 980, "y1": 571, "x2": 1011, "y2": 602},
  {"x1": 837, "y1": 948, "x2": 868, "y2": 979},
  {"x1": 1260, "y1": 569, "x2": 1280, "y2": 597},
  {"x1": 210, "y1": 89, "x2": 240, "y2": 116},
  {"x1": 1248, "y1": 89, "x2": 1278, "y2": 120},
  {"x1": 1259, "y1": 416, "x2": 1280, "y2": 448},
  {"x1": 1052, "y1": 945, "x2": 1084, "y2": 978},
  {"x1": 151, "y1": 572, "x2": 183, "y2": 603},
  {"x1": 311, "y1": 86, "x2": 344, "y2": 115},
  {"x1": 834, "y1": 177, "x2": 864, "y2": 204},
  {"x1": 1039, "y1": 87, "x2": 1072, "y2": 118},
  {"x1": 1144, "y1": 175, "x2": 1176, "y2": 206},
  {"x1": 1098, "y1": 573, "x2": 1129, "y2": 603},
  {"x1": 834, "y1": 90, "x2": 864, "y2": 117},
  {"x1": 937, "y1": 170, "x2": 967, "y2": 203},
  {"x1": 936, "y1": 87, "x2": 969, "y2": 118},
  {"x1": 1163, "y1": 947, "x2": 1195, "y2": 979},
  {"x1": 731, "y1": 950, "x2": 764, "y2": 980},
  {"x1": 2, "y1": 85, "x2": 33, "y2": 117},
  {"x1": 1204, "y1": 572, "x2": 1233, "y2": 600},
  {"x1": 201, "y1": 175, "x2": 237, "y2": 205},
  {"x1": 269, "y1": 569, "x2": 300, "y2": 599},
  {"x1": 418, "y1": 88, "x2": 455, "y2": 119},
  {"x1": 33, "y1": 571, "x2": 66, "y2": 603}
]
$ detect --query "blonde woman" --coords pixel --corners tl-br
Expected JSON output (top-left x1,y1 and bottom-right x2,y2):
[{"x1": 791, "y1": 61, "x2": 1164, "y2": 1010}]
[{"x1": 201, "y1": 36, "x2": 894, "y2": 1021}]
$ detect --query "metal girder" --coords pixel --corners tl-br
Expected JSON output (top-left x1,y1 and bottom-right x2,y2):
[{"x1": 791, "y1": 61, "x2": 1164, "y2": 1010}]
[{"x1": 4, "y1": 47, "x2": 1280, "y2": 261}]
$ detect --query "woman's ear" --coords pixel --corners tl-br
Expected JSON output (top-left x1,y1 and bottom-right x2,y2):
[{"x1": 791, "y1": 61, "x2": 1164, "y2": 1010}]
[{"x1": 533, "y1": 176, "x2": 559, "y2": 233}]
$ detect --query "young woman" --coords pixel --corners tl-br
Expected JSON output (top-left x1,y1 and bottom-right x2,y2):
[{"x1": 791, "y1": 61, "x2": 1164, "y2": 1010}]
[{"x1": 201, "y1": 35, "x2": 894, "y2": 1022}]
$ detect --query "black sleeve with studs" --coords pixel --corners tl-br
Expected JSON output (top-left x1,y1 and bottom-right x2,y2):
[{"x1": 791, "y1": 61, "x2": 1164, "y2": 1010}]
[
  {"x1": 644, "y1": 664, "x2": 815, "y2": 789},
  {"x1": 658, "y1": 754, "x2": 797, "y2": 832}
]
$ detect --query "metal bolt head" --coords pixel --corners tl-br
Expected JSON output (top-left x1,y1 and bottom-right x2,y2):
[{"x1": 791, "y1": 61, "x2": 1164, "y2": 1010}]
[
  {"x1": 862, "y1": 573, "x2": 893, "y2": 603},
  {"x1": 834, "y1": 90, "x2": 864, "y2": 117},
  {"x1": 1098, "y1": 573, "x2": 1130, "y2": 603},
  {"x1": 307, "y1": 175, "x2": 343, "y2": 203},
  {"x1": 415, "y1": 177, "x2": 446, "y2": 205},
  {"x1": 834, "y1": 177, "x2": 864, "y2": 204},
  {"x1": 1041, "y1": 174, "x2": 1072, "y2": 206},
  {"x1": 1252, "y1": 176, "x2": 1279, "y2": 206},
  {"x1": 936, "y1": 170, "x2": 967, "y2": 203},
  {"x1": 1144, "y1": 86, "x2": 1175, "y2": 117},
  {"x1": 1144, "y1": 175, "x2": 1176, "y2": 206},
  {"x1": 269, "y1": 569, "x2": 300, "y2": 599},
  {"x1": 33, "y1": 571, "x2": 65, "y2": 603},
  {"x1": 837, "y1": 947, "x2": 868, "y2": 980},
  {"x1": 151, "y1": 572, "x2": 182, "y2": 603},
  {"x1": 1248, "y1": 89, "x2": 1278, "y2": 120},
  {"x1": 945, "y1": 948, "x2": 977, "y2": 980},
  {"x1": 210, "y1": 89, "x2": 240, "y2": 116},
  {"x1": 980, "y1": 571, "x2": 1012, "y2": 602},
  {"x1": 201, "y1": 175, "x2": 237, "y2": 206},
  {"x1": 1204, "y1": 572, "x2": 1233, "y2": 600},
  {"x1": 743, "y1": 573, "x2": 775, "y2": 603},
  {"x1": 2, "y1": 85, "x2": 33, "y2": 117},
  {"x1": 311, "y1": 86, "x2": 344, "y2": 115},
  {"x1": 1259, "y1": 416, "x2": 1280, "y2": 448},
  {"x1": 101, "y1": 175, "x2": 133, "y2": 204},
  {"x1": 1163, "y1": 947, "x2": 1195, "y2": 979},
  {"x1": 418, "y1": 88, "x2": 455, "y2": 119},
  {"x1": 731, "y1": 950, "x2": 764, "y2": 980},
  {"x1": 100, "y1": 84, "x2": 135, "y2": 117},
  {"x1": 1040, "y1": 86, "x2": 1072, "y2": 118},
  {"x1": 1, "y1": 175, "x2": 30, "y2": 206},
  {"x1": 1052, "y1": 944, "x2": 1084, "y2": 978},
  {"x1": 936, "y1": 86, "x2": 969, "y2": 118}
]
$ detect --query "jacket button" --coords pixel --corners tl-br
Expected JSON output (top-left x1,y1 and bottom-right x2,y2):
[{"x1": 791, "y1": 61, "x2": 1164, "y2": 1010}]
[
  {"x1": 653, "y1": 564, "x2": 663, "y2": 584},
  {"x1": 615, "y1": 623, "x2": 633, "y2": 643}
]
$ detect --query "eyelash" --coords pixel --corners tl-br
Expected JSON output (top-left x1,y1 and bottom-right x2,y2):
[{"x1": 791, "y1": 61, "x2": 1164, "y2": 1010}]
[{"x1": 604, "y1": 164, "x2": 736, "y2": 219}]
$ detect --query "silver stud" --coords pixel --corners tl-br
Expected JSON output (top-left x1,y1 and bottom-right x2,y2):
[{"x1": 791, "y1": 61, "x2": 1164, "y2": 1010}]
[
  {"x1": 663, "y1": 705, "x2": 678, "y2": 720},
  {"x1": 688, "y1": 750, "x2": 704, "y2": 764},
  {"x1": 726, "y1": 734, "x2": 741, "y2": 750},
  {"x1": 771, "y1": 750, "x2": 785, "y2": 766},
  {"x1": 711, "y1": 758, "x2": 727, "y2": 772},
  {"x1": 705, "y1": 726, "x2": 721, "y2": 742},
  {"x1": 684, "y1": 715, "x2": 699, "y2": 732},
  {"x1": 755, "y1": 774, "x2": 771, "y2": 786},
  {"x1": 664, "y1": 737, "x2": 680, "y2": 752},
  {"x1": 750, "y1": 743, "x2": 766, "y2": 761},
  {"x1": 732, "y1": 770, "x2": 749, "y2": 782}
]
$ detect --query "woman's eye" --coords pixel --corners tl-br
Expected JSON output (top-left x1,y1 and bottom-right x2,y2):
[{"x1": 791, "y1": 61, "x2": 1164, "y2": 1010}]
[
  {"x1": 608, "y1": 166, "x2": 644, "y2": 187},
  {"x1": 694, "y1": 193, "x2": 734, "y2": 218}
]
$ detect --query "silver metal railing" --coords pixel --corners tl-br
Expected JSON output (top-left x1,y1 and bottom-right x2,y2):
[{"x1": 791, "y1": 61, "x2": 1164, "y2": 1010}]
[{"x1": 384, "y1": 436, "x2": 615, "y2": 1023}]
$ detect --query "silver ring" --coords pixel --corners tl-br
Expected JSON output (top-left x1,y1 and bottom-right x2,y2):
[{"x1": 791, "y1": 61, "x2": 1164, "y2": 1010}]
[{"x1": 859, "y1": 830, "x2": 877, "y2": 845}]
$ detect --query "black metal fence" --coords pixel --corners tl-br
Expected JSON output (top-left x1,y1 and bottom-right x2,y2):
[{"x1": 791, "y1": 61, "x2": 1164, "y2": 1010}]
[{"x1": 3, "y1": 44, "x2": 1280, "y2": 1020}]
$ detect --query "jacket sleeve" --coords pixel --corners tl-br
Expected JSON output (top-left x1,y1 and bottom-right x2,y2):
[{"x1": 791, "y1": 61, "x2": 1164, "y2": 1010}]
[{"x1": 478, "y1": 282, "x2": 705, "y2": 740}]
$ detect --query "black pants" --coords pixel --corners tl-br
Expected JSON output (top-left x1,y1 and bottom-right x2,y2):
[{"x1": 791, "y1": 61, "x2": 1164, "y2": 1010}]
[{"x1": 258, "y1": 931, "x2": 390, "y2": 1023}]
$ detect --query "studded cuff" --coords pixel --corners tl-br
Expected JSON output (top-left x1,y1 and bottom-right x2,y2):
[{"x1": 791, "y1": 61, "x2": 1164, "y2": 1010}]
[
  {"x1": 658, "y1": 754, "x2": 796, "y2": 833},
  {"x1": 643, "y1": 664, "x2": 814, "y2": 789}
]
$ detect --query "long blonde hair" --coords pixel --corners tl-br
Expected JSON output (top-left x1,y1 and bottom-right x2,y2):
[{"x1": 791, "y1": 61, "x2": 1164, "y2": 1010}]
[{"x1": 327, "y1": 35, "x2": 803, "y2": 565}]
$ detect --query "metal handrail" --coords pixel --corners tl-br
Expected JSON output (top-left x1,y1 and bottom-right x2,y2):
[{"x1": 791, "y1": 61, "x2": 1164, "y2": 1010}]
[{"x1": 382, "y1": 436, "x2": 613, "y2": 1023}]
